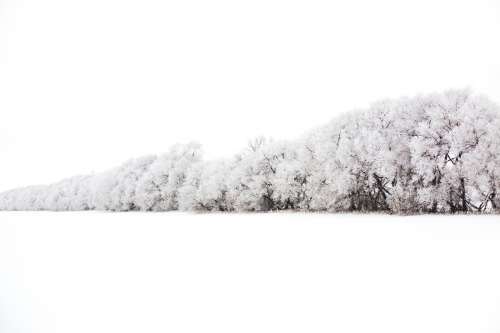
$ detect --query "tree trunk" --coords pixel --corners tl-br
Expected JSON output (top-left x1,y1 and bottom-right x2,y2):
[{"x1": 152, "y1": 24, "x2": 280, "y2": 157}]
[{"x1": 460, "y1": 178, "x2": 467, "y2": 212}]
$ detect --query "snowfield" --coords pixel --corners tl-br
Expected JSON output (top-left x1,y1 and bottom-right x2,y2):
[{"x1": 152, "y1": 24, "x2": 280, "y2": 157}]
[{"x1": 1, "y1": 213, "x2": 500, "y2": 333}]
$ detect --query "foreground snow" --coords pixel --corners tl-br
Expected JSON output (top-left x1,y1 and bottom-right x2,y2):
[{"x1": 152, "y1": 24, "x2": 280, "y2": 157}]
[{"x1": 1, "y1": 213, "x2": 500, "y2": 333}]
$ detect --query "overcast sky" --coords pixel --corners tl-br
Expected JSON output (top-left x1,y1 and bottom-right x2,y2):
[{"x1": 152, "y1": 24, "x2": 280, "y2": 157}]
[{"x1": 1, "y1": 0, "x2": 499, "y2": 191}]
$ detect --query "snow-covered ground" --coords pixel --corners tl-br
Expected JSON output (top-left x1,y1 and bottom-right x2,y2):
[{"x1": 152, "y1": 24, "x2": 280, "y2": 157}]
[{"x1": 1, "y1": 213, "x2": 499, "y2": 333}]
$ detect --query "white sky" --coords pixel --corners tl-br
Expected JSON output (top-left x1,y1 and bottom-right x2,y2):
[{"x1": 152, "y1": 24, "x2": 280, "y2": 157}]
[{"x1": 1, "y1": 0, "x2": 499, "y2": 191}]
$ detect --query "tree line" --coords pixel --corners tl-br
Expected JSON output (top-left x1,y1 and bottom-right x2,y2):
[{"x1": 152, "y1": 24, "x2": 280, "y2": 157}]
[{"x1": 1, "y1": 89, "x2": 499, "y2": 214}]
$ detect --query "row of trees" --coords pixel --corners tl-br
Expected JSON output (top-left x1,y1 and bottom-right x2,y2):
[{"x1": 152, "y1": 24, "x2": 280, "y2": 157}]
[{"x1": 1, "y1": 89, "x2": 499, "y2": 214}]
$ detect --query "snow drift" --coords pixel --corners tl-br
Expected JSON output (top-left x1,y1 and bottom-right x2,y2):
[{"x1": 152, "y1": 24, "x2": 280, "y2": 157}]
[{"x1": 1, "y1": 89, "x2": 499, "y2": 214}]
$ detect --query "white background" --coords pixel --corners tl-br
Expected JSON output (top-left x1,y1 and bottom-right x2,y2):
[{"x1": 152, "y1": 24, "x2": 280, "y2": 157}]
[
  {"x1": 1, "y1": 1, "x2": 500, "y2": 333},
  {"x1": 1, "y1": 0, "x2": 500, "y2": 191}
]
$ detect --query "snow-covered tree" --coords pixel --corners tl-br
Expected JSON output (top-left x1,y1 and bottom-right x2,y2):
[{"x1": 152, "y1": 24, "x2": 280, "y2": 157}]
[
  {"x1": 135, "y1": 142, "x2": 202, "y2": 211},
  {"x1": 91, "y1": 155, "x2": 156, "y2": 211},
  {"x1": 179, "y1": 159, "x2": 231, "y2": 211}
]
